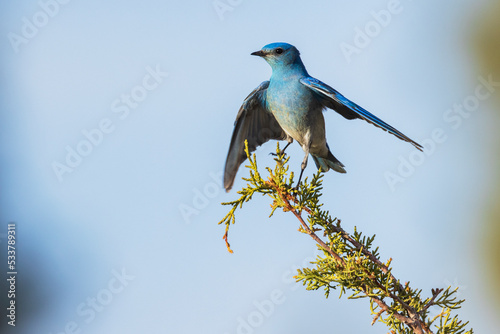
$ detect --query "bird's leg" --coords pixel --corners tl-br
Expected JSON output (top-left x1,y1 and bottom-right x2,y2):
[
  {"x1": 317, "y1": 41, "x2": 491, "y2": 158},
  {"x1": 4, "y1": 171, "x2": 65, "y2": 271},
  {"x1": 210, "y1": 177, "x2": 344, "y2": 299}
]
[
  {"x1": 294, "y1": 145, "x2": 309, "y2": 190},
  {"x1": 278, "y1": 141, "x2": 292, "y2": 156},
  {"x1": 270, "y1": 138, "x2": 293, "y2": 157}
]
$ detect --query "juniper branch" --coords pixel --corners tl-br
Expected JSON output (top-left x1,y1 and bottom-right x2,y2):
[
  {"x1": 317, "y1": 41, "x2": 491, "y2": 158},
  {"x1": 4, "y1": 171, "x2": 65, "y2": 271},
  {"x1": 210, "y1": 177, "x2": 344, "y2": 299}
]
[{"x1": 218, "y1": 141, "x2": 473, "y2": 334}]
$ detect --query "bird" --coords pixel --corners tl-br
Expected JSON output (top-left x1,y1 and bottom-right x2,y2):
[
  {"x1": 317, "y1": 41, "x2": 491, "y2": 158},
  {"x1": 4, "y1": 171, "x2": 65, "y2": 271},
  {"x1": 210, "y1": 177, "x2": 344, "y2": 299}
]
[{"x1": 223, "y1": 42, "x2": 422, "y2": 192}]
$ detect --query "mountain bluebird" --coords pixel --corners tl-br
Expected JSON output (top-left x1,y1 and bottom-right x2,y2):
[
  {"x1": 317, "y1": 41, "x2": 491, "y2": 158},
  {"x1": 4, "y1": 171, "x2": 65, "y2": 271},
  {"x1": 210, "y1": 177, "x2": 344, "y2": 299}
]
[{"x1": 224, "y1": 42, "x2": 422, "y2": 192}]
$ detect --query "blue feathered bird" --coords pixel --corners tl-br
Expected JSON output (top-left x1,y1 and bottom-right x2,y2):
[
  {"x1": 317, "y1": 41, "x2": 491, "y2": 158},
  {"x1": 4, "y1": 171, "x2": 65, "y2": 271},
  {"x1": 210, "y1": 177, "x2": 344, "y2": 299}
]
[{"x1": 224, "y1": 42, "x2": 422, "y2": 192}]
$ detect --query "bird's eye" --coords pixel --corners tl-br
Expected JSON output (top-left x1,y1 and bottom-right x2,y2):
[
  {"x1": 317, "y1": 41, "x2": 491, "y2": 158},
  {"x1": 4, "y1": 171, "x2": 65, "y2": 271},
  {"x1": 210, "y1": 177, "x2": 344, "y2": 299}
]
[{"x1": 275, "y1": 48, "x2": 284, "y2": 55}]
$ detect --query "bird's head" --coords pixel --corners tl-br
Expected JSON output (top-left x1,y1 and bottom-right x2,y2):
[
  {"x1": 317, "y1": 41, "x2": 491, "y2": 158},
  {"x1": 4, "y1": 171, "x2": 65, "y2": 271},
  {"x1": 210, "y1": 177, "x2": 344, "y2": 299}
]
[{"x1": 251, "y1": 42, "x2": 302, "y2": 69}]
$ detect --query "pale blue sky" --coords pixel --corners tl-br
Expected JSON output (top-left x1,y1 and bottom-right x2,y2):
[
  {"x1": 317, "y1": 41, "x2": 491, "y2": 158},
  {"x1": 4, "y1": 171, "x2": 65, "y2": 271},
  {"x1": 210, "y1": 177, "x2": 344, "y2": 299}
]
[{"x1": 1, "y1": 0, "x2": 498, "y2": 333}]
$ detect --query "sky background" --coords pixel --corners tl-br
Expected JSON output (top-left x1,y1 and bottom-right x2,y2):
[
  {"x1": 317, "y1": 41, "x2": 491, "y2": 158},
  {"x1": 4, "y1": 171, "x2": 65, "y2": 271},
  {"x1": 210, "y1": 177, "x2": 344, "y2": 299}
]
[{"x1": 1, "y1": 0, "x2": 499, "y2": 333}]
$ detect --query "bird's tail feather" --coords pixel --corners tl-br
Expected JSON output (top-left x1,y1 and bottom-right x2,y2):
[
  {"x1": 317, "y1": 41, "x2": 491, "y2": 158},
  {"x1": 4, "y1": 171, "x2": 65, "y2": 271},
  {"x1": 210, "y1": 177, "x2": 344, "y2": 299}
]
[{"x1": 312, "y1": 151, "x2": 346, "y2": 174}]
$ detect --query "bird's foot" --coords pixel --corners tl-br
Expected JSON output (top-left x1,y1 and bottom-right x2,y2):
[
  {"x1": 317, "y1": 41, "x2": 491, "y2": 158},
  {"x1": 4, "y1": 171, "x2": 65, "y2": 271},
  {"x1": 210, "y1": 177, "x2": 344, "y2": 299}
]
[
  {"x1": 269, "y1": 150, "x2": 287, "y2": 157},
  {"x1": 292, "y1": 182, "x2": 301, "y2": 192}
]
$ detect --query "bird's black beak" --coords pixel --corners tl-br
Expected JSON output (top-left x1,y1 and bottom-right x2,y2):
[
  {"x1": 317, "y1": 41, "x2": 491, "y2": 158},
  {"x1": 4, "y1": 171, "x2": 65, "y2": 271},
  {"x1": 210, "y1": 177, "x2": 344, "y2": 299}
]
[{"x1": 251, "y1": 50, "x2": 266, "y2": 57}]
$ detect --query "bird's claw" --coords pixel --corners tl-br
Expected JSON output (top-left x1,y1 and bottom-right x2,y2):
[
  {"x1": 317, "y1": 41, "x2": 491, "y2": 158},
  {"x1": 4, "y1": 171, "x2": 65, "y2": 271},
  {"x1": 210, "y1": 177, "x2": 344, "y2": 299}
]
[{"x1": 270, "y1": 150, "x2": 287, "y2": 157}]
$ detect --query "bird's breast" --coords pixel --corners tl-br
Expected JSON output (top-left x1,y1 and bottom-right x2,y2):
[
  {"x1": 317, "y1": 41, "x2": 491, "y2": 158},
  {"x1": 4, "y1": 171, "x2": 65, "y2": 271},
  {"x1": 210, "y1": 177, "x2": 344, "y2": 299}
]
[
  {"x1": 266, "y1": 79, "x2": 324, "y2": 144},
  {"x1": 267, "y1": 81, "x2": 311, "y2": 116}
]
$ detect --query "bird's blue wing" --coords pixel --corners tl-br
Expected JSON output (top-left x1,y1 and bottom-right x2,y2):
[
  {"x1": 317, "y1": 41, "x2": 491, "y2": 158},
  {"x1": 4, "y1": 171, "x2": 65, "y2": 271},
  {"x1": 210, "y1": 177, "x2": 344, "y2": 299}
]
[
  {"x1": 224, "y1": 81, "x2": 287, "y2": 192},
  {"x1": 300, "y1": 77, "x2": 423, "y2": 151}
]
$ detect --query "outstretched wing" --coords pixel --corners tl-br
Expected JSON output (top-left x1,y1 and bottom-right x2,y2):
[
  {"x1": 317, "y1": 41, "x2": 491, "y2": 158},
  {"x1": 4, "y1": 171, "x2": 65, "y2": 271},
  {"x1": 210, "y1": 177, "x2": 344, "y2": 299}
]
[
  {"x1": 224, "y1": 81, "x2": 287, "y2": 192},
  {"x1": 300, "y1": 77, "x2": 423, "y2": 151}
]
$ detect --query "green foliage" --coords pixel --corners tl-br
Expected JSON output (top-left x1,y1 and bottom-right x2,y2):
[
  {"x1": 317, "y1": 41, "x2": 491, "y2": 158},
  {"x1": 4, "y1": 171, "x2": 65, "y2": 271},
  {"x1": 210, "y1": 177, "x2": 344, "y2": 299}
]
[{"x1": 218, "y1": 141, "x2": 473, "y2": 334}]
